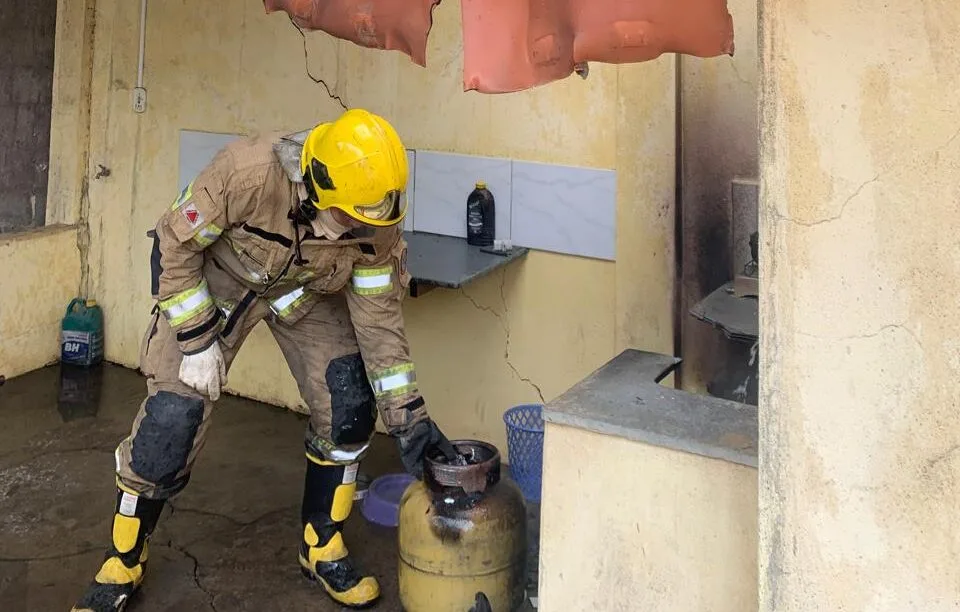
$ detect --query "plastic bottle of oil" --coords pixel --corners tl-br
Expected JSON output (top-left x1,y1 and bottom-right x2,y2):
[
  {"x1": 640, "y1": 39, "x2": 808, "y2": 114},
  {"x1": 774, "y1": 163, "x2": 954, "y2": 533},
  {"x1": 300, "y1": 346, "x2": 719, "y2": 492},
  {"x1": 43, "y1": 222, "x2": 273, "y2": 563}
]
[{"x1": 466, "y1": 181, "x2": 495, "y2": 247}]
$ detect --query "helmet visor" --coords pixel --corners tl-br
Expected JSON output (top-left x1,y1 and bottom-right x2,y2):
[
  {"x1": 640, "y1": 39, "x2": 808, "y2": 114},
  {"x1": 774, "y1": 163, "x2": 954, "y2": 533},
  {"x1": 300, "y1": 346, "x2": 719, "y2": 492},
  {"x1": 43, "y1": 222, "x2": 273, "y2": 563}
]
[{"x1": 351, "y1": 190, "x2": 407, "y2": 225}]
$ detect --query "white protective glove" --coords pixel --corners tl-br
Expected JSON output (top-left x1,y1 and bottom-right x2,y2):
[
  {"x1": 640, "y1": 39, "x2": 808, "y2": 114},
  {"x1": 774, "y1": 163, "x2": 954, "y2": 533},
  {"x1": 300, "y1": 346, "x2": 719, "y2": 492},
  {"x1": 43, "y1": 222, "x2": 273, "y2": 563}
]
[{"x1": 178, "y1": 341, "x2": 227, "y2": 401}]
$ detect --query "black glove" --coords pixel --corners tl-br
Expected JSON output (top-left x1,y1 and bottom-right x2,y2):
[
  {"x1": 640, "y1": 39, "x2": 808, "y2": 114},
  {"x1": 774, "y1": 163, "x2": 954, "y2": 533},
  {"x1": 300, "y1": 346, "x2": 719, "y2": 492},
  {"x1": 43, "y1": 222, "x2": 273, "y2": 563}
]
[{"x1": 396, "y1": 418, "x2": 459, "y2": 479}]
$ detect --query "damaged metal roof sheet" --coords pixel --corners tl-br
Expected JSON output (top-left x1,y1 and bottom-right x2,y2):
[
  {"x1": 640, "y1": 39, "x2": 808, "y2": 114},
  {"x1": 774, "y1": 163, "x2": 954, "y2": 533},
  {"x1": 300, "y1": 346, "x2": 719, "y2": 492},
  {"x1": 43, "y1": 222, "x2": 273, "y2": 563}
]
[
  {"x1": 265, "y1": 0, "x2": 734, "y2": 93},
  {"x1": 264, "y1": 0, "x2": 440, "y2": 67},
  {"x1": 461, "y1": 0, "x2": 735, "y2": 93}
]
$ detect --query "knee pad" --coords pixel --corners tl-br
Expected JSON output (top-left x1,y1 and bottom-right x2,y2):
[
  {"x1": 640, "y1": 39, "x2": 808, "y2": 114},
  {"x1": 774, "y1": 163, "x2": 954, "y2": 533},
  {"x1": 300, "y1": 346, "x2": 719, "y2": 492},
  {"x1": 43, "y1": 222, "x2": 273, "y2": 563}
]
[
  {"x1": 130, "y1": 391, "x2": 204, "y2": 487},
  {"x1": 326, "y1": 353, "x2": 376, "y2": 446}
]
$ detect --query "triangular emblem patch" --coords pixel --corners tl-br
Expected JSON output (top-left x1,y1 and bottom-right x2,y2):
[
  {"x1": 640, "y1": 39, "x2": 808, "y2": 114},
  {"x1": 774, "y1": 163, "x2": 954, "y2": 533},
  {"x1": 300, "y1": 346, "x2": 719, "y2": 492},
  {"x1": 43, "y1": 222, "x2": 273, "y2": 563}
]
[{"x1": 182, "y1": 203, "x2": 203, "y2": 228}]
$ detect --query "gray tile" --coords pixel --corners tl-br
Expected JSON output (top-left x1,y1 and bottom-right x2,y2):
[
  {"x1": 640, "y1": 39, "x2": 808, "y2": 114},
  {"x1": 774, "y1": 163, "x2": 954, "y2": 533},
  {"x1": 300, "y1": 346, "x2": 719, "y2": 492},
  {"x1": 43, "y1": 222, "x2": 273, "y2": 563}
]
[
  {"x1": 511, "y1": 160, "x2": 616, "y2": 260},
  {"x1": 404, "y1": 149, "x2": 416, "y2": 232},
  {"x1": 731, "y1": 178, "x2": 759, "y2": 276},
  {"x1": 178, "y1": 130, "x2": 242, "y2": 193},
  {"x1": 412, "y1": 151, "x2": 512, "y2": 240}
]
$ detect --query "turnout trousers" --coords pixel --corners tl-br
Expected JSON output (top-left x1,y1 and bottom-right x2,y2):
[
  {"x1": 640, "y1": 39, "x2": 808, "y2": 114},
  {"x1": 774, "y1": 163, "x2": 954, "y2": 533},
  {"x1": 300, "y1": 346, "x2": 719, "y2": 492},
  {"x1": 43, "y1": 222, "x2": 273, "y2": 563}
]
[{"x1": 115, "y1": 291, "x2": 378, "y2": 500}]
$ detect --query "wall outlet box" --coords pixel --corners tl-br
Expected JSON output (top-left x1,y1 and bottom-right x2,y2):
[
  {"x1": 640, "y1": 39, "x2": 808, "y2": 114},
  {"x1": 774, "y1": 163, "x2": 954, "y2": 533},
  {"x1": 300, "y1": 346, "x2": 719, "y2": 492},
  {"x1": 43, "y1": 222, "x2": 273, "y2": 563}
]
[{"x1": 133, "y1": 87, "x2": 147, "y2": 113}]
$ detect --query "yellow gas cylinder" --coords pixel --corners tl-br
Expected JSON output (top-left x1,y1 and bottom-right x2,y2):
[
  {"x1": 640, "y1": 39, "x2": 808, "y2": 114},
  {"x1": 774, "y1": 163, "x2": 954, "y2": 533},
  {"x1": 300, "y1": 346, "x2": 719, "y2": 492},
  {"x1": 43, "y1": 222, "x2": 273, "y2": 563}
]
[{"x1": 398, "y1": 440, "x2": 528, "y2": 611}]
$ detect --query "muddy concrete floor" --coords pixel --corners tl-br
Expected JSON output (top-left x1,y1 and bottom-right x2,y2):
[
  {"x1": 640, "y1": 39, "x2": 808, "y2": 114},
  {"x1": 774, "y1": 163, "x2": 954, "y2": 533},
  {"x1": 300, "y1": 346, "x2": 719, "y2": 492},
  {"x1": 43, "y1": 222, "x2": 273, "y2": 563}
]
[{"x1": 0, "y1": 363, "x2": 538, "y2": 611}]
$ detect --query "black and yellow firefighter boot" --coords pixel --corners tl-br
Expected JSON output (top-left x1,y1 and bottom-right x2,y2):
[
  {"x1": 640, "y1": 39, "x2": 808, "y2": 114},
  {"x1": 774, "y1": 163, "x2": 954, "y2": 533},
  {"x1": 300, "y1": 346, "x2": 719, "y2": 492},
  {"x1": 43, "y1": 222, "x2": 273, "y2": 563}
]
[
  {"x1": 72, "y1": 488, "x2": 165, "y2": 612},
  {"x1": 299, "y1": 453, "x2": 381, "y2": 608}
]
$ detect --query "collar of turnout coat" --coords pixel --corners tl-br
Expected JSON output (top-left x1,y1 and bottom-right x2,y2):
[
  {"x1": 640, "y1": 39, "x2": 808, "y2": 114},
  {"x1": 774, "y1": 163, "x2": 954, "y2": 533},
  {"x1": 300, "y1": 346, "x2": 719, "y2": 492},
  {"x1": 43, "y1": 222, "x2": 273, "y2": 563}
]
[{"x1": 272, "y1": 129, "x2": 313, "y2": 185}]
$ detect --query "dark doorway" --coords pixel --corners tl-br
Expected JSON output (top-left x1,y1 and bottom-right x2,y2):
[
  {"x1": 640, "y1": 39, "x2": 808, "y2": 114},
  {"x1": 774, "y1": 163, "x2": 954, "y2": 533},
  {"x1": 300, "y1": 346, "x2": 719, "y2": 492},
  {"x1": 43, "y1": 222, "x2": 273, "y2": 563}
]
[{"x1": 0, "y1": 0, "x2": 58, "y2": 233}]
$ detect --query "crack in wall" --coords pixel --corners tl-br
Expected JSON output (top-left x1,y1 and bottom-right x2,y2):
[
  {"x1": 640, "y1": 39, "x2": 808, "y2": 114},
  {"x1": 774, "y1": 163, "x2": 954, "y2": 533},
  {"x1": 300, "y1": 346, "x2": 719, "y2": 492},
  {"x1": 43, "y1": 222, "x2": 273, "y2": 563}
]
[
  {"x1": 728, "y1": 57, "x2": 752, "y2": 86},
  {"x1": 78, "y1": 176, "x2": 91, "y2": 297},
  {"x1": 290, "y1": 19, "x2": 348, "y2": 111},
  {"x1": 93, "y1": 216, "x2": 105, "y2": 299},
  {"x1": 940, "y1": 125, "x2": 960, "y2": 151},
  {"x1": 796, "y1": 322, "x2": 923, "y2": 350},
  {"x1": 76, "y1": 0, "x2": 98, "y2": 297},
  {"x1": 776, "y1": 174, "x2": 881, "y2": 227},
  {"x1": 925, "y1": 443, "x2": 960, "y2": 471},
  {"x1": 460, "y1": 272, "x2": 546, "y2": 403}
]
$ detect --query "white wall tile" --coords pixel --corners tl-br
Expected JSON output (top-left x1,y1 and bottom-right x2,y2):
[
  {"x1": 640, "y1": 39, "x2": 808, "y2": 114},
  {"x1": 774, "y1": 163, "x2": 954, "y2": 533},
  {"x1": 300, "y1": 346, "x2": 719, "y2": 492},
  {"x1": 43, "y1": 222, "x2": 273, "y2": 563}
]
[
  {"x1": 412, "y1": 151, "x2": 512, "y2": 240},
  {"x1": 511, "y1": 161, "x2": 617, "y2": 261},
  {"x1": 404, "y1": 149, "x2": 416, "y2": 231},
  {"x1": 179, "y1": 130, "x2": 241, "y2": 193}
]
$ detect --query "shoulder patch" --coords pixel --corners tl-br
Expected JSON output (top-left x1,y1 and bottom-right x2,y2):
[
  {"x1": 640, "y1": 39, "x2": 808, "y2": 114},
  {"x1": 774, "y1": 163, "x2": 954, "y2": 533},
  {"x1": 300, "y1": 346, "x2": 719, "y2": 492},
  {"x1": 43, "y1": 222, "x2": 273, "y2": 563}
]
[{"x1": 182, "y1": 203, "x2": 204, "y2": 228}]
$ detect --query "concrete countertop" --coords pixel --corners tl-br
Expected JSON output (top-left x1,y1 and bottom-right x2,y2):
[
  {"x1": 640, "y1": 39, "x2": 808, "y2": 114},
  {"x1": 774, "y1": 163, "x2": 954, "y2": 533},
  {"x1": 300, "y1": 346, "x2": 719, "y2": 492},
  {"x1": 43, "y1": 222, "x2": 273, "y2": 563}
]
[
  {"x1": 403, "y1": 231, "x2": 529, "y2": 297},
  {"x1": 543, "y1": 349, "x2": 759, "y2": 468}
]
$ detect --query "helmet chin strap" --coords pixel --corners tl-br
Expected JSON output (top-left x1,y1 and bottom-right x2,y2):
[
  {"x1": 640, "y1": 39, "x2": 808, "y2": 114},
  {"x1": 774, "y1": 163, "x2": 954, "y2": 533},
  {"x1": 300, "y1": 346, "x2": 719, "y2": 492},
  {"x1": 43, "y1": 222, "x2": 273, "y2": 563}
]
[
  {"x1": 297, "y1": 195, "x2": 318, "y2": 223},
  {"x1": 289, "y1": 198, "x2": 355, "y2": 266},
  {"x1": 287, "y1": 198, "x2": 316, "y2": 266}
]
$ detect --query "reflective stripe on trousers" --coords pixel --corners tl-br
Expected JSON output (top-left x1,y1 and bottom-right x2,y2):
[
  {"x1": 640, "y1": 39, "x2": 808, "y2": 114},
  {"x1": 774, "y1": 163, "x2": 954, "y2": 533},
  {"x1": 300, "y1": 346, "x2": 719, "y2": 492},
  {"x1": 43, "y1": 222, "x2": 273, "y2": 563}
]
[{"x1": 370, "y1": 363, "x2": 416, "y2": 397}]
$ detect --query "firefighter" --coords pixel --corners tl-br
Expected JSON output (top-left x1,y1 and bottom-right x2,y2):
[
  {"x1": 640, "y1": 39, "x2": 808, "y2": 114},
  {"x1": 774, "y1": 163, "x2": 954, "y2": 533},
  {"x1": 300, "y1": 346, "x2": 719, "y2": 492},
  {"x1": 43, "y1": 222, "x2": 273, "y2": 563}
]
[{"x1": 72, "y1": 109, "x2": 457, "y2": 611}]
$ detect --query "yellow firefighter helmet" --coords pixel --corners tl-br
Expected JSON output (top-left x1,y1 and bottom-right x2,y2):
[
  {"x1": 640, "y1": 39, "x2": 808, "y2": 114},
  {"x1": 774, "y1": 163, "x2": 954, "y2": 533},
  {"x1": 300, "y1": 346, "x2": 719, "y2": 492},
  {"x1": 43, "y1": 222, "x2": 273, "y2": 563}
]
[{"x1": 300, "y1": 108, "x2": 408, "y2": 227}]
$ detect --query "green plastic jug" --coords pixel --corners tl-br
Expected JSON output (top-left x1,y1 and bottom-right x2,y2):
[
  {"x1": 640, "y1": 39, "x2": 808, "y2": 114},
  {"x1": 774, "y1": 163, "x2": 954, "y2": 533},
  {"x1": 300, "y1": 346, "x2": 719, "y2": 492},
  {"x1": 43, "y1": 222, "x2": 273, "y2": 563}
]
[{"x1": 60, "y1": 298, "x2": 104, "y2": 366}]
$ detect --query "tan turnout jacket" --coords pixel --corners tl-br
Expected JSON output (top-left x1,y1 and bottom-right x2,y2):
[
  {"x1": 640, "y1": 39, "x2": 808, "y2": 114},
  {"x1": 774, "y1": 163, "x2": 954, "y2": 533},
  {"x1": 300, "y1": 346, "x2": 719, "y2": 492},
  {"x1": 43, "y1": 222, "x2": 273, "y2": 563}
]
[{"x1": 147, "y1": 129, "x2": 424, "y2": 433}]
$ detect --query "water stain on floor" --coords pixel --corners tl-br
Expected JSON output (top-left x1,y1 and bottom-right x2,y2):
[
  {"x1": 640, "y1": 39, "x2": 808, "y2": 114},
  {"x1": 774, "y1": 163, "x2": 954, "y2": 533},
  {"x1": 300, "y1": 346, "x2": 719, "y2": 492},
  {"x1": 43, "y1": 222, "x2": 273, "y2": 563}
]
[
  {"x1": 0, "y1": 363, "x2": 539, "y2": 611},
  {"x1": 0, "y1": 363, "x2": 409, "y2": 611}
]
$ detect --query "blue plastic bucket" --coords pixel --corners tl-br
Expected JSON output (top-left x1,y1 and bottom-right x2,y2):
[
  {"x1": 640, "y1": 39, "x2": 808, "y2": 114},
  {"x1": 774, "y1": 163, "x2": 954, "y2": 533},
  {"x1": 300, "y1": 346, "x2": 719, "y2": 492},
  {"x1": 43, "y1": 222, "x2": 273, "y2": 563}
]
[{"x1": 503, "y1": 404, "x2": 544, "y2": 502}]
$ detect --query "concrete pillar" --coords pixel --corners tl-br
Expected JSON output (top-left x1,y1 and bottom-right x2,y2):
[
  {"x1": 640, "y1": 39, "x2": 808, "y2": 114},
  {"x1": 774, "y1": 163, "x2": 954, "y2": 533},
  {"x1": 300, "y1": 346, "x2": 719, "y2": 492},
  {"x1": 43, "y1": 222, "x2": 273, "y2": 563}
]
[{"x1": 759, "y1": 1, "x2": 960, "y2": 609}]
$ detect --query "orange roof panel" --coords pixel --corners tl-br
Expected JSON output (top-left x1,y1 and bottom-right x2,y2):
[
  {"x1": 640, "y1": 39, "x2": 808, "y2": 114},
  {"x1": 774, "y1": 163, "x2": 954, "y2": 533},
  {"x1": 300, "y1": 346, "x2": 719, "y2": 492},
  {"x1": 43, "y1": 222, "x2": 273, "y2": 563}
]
[
  {"x1": 460, "y1": 0, "x2": 734, "y2": 92},
  {"x1": 264, "y1": 0, "x2": 440, "y2": 67},
  {"x1": 265, "y1": 0, "x2": 734, "y2": 93}
]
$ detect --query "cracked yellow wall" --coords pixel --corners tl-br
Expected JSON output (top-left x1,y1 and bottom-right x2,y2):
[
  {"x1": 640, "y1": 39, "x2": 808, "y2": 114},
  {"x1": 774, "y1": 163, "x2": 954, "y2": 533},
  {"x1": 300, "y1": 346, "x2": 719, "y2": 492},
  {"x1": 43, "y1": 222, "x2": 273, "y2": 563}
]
[
  {"x1": 78, "y1": 0, "x2": 675, "y2": 453},
  {"x1": 539, "y1": 425, "x2": 758, "y2": 611},
  {"x1": 0, "y1": 227, "x2": 81, "y2": 378},
  {"x1": 760, "y1": 0, "x2": 960, "y2": 608},
  {"x1": 0, "y1": 0, "x2": 92, "y2": 382}
]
